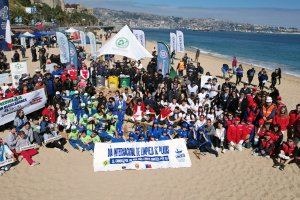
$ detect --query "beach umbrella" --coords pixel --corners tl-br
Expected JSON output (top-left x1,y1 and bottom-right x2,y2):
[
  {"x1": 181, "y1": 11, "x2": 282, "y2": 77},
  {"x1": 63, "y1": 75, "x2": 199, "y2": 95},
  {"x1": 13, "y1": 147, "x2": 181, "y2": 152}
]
[{"x1": 65, "y1": 27, "x2": 79, "y2": 33}]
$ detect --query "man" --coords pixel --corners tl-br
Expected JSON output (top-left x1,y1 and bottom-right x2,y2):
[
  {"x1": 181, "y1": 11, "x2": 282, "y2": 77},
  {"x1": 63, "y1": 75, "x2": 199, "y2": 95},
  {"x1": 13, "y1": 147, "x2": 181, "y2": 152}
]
[
  {"x1": 13, "y1": 50, "x2": 20, "y2": 62},
  {"x1": 253, "y1": 132, "x2": 275, "y2": 158},
  {"x1": 42, "y1": 104, "x2": 56, "y2": 123},
  {"x1": 195, "y1": 49, "x2": 200, "y2": 62},
  {"x1": 5, "y1": 127, "x2": 19, "y2": 154},
  {"x1": 240, "y1": 82, "x2": 251, "y2": 95},
  {"x1": 177, "y1": 59, "x2": 185, "y2": 77},
  {"x1": 227, "y1": 117, "x2": 245, "y2": 151},
  {"x1": 221, "y1": 78, "x2": 232, "y2": 92},
  {"x1": 219, "y1": 86, "x2": 230, "y2": 111},
  {"x1": 273, "y1": 139, "x2": 298, "y2": 171},
  {"x1": 261, "y1": 96, "x2": 277, "y2": 129},
  {"x1": 187, "y1": 82, "x2": 198, "y2": 97},
  {"x1": 204, "y1": 119, "x2": 216, "y2": 141},
  {"x1": 247, "y1": 67, "x2": 255, "y2": 85},
  {"x1": 288, "y1": 104, "x2": 300, "y2": 143},
  {"x1": 167, "y1": 106, "x2": 183, "y2": 126},
  {"x1": 68, "y1": 64, "x2": 78, "y2": 83}
]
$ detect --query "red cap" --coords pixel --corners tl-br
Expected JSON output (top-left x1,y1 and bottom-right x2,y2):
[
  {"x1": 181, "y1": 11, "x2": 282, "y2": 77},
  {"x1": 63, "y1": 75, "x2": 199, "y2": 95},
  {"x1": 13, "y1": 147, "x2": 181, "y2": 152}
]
[
  {"x1": 64, "y1": 68, "x2": 68, "y2": 71},
  {"x1": 252, "y1": 87, "x2": 258, "y2": 92},
  {"x1": 247, "y1": 117, "x2": 253, "y2": 122},
  {"x1": 82, "y1": 63, "x2": 87, "y2": 67},
  {"x1": 71, "y1": 64, "x2": 75, "y2": 67},
  {"x1": 277, "y1": 96, "x2": 282, "y2": 100},
  {"x1": 235, "y1": 117, "x2": 241, "y2": 121},
  {"x1": 252, "y1": 103, "x2": 257, "y2": 107},
  {"x1": 259, "y1": 119, "x2": 264, "y2": 125}
]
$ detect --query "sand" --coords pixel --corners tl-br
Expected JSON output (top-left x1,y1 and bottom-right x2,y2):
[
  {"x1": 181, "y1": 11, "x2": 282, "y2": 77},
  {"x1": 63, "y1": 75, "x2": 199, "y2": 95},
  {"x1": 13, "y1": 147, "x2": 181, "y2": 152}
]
[{"x1": 0, "y1": 36, "x2": 300, "y2": 200}]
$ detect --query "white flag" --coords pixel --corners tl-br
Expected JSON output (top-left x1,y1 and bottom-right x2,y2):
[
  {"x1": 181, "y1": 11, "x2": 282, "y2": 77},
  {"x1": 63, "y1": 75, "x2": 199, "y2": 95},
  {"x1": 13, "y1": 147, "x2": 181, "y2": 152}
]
[
  {"x1": 87, "y1": 32, "x2": 97, "y2": 58},
  {"x1": 176, "y1": 30, "x2": 185, "y2": 53},
  {"x1": 5, "y1": 20, "x2": 12, "y2": 49},
  {"x1": 170, "y1": 32, "x2": 177, "y2": 53},
  {"x1": 133, "y1": 30, "x2": 146, "y2": 48},
  {"x1": 80, "y1": 31, "x2": 86, "y2": 47},
  {"x1": 56, "y1": 32, "x2": 70, "y2": 63}
]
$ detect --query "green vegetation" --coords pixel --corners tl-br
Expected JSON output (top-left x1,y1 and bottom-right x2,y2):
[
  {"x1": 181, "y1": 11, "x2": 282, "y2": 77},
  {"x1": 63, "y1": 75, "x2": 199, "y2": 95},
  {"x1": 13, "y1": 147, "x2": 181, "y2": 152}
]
[{"x1": 9, "y1": 0, "x2": 98, "y2": 26}]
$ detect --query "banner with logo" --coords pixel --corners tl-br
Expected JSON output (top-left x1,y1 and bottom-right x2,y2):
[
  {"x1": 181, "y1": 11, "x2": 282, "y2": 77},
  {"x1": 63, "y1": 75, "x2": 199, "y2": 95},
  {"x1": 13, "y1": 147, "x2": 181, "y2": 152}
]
[
  {"x1": 20, "y1": 37, "x2": 26, "y2": 47},
  {"x1": 79, "y1": 31, "x2": 86, "y2": 47},
  {"x1": 68, "y1": 41, "x2": 78, "y2": 69},
  {"x1": 0, "y1": 73, "x2": 9, "y2": 84},
  {"x1": 0, "y1": 0, "x2": 10, "y2": 51},
  {"x1": 170, "y1": 32, "x2": 176, "y2": 53},
  {"x1": 56, "y1": 32, "x2": 70, "y2": 63},
  {"x1": 87, "y1": 32, "x2": 96, "y2": 59},
  {"x1": 133, "y1": 30, "x2": 146, "y2": 48},
  {"x1": 94, "y1": 139, "x2": 191, "y2": 172},
  {"x1": 176, "y1": 30, "x2": 185, "y2": 53},
  {"x1": 0, "y1": 89, "x2": 47, "y2": 126},
  {"x1": 157, "y1": 42, "x2": 170, "y2": 77},
  {"x1": 10, "y1": 62, "x2": 28, "y2": 86}
]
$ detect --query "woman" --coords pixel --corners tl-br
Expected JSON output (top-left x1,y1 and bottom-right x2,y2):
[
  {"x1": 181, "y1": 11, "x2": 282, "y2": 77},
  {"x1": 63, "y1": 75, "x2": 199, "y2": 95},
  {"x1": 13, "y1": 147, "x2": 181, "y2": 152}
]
[
  {"x1": 206, "y1": 107, "x2": 216, "y2": 123},
  {"x1": 182, "y1": 109, "x2": 197, "y2": 124},
  {"x1": 213, "y1": 121, "x2": 226, "y2": 153},
  {"x1": 22, "y1": 122, "x2": 43, "y2": 146},
  {"x1": 57, "y1": 110, "x2": 71, "y2": 132},
  {"x1": 43, "y1": 126, "x2": 68, "y2": 153},
  {"x1": 148, "y1": 120, "x2": 162, "y2": 140},
  {"x1": 15, "y1": 131, "x2": 40, "y2": 166},
  {"x1": 273, "y1": 106, "x2": 289, "y2": 141},
  {"x1": 14, "y1": 109, "x2": 28, "y2": 132},
  {"x1": 132, "y1": 99, "x2": 145, "y2": 122}
]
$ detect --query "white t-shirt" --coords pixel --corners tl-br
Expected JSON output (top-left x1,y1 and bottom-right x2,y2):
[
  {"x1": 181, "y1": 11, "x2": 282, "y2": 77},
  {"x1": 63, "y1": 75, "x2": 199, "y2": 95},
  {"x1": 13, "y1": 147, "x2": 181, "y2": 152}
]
[
  {"x1": 169, "y1": 103, "x2": 179, "y2": 111},
  {"x1": 187, "y1": 84, "x2": 198, "y2": 95},
  {"x1": 195, "y1": 119, "x2": 206, "y2": 130},
  {"x1": 215, "y1": 128, "x2": 225, "y2": 141},
  {"x1": 180, "y1": 104, "x2": 190, "y2": 113}
]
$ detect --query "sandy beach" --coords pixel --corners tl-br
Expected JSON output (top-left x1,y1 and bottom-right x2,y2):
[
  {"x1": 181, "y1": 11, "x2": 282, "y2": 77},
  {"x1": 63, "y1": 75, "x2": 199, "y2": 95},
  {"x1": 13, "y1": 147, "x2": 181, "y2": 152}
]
[{"x1": 0, "y1": 37, "x2": 300, "y2": 200}]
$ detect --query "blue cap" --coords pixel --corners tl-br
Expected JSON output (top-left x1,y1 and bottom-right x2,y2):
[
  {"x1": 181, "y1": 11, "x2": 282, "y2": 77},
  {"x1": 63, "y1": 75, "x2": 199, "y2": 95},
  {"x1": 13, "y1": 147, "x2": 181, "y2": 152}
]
[
  {"x1": 198, "y1": 127, "x2": 205, "y2": 132},
  {"x1": 148, "y1": 132, "x2": 155, "y2": 137},
  {"x1": 163, "y1": 128, "x2": 168, "y2": 133},
  {"x1": 189, "y1": 122, "x2": 194, "y2": 128},
  {"x1": 140, "y1": 133, "x2": 145, "y2": 138},
  {"x1": 177, "y1": 130, "x2": 183, "y2": 137},
  {"x1": 135, "y1": 126, "x2": 141, "y2": 131},
  {"x1": 154, "y1": 119, "x2": 159, "y2": 124},
  {"x1": 167, "y1": 122, "x2": 173, "y2": 127},
  {"x1": 182, "y1": 123, "x2": 188, "y2": 128},
  {"x1": 118, "y1": 131, "x2": 124, "y2": 136},
  {"x1": 129, "y1": 132, "x2": 135, "y2": 137}
]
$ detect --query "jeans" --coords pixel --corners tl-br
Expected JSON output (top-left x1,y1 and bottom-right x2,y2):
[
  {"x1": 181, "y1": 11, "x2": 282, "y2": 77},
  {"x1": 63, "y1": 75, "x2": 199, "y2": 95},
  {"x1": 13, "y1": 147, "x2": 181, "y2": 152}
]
[
  {"x1": 79, "y1": 142, "x2": 95, "y2": 151},
  {"x1": 199, "y1": 143, "x2": 218, "y2": 156},
  {"x1": 69, "y1": 139, "x2": 82, "y2": 149}
]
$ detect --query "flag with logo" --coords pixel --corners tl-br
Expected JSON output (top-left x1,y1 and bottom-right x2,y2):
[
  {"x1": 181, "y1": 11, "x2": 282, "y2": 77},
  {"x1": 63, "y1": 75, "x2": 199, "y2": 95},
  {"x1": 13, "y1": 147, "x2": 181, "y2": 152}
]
[
  {"x1": 10, "y1": 62, "x2": 28, "y2": 86},
  {"x1": 0, "y1": 0, "x2": 10, "y2": 51},
  {"x1": 68, "y1": 41, "x2": 78, "y2": 69},
  {"x1": 157, "y1": 42, "x2": 170, "y2": 77},
  {"x1": 5, "y1": 19, "x2": 12, "y2": 49},
  {"x1": 87, "y1": 32, "x2": 97, "y2": 59},
  {"x1": 170, "y1": 32, "x2": 176, "y2": 53},
  {"x1": 80, "y1": 31, "x2": 86, "y2": 47},
  {"x1": 133, "y1": 30, "x2": 146, "y2": 48},
  {"x1": 176, "y1": 30, "x2": 185, "y2": 53},
  {"x1": 56, "y1": 32, "x2": 70, "y2": 63}
]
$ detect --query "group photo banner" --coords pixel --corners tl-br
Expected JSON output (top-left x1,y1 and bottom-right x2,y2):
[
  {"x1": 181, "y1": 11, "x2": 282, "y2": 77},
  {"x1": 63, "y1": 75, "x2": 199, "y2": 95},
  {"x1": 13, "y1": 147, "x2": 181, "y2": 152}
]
[
  {"x1": 10, "y1": 61, "x2": 28, "y2": 86},
  {"x1": 0, "y1": 89, "x2": 47, "y2": 125},
  {"x1": 94, "y1": 138, "x2": 191, "y2": 172}
]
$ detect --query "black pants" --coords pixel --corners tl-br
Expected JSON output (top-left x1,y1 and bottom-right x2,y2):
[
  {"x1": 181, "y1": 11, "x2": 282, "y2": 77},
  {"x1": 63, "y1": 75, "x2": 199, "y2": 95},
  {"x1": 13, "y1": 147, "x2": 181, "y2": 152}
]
[
  {"x1": 212, "y1": 136, "x2": 223, "y2": 148},
  {"x1": 248, "y1": 76, "x2": 254, "y2": 85},
  {"x1": 199, "y1": 143, "x2": 218, "y2": 156},
  {"x1": 236, "y1": 76, "x2": 242, "y2": 85},
  {"x1": 45, "y1": 139, "x2": 66, "y2": 150}
]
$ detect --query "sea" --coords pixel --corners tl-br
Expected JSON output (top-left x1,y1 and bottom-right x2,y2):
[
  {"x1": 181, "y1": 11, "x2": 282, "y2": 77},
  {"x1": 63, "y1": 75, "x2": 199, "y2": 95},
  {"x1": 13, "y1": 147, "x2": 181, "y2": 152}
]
[{"x1": 142, "y1": 29, "x2": 300, "y2": 77}]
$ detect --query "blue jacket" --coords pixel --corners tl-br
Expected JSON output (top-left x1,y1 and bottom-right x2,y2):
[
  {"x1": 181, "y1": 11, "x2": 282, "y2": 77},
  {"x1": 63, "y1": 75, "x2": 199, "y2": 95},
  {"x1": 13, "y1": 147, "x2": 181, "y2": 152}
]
[
  {"x1": 71, "y1": 96, "x2": 81, "y2": 111},
  {"x1": 148, "y1": 127, "x2": 162, "y2": 139}
]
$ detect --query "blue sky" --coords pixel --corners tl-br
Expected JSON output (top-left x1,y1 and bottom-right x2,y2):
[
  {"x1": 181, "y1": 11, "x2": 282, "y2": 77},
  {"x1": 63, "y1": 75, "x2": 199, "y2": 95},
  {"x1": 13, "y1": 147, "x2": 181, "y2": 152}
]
[{"x1": 66, "y1": 0, "x2": 300, "y2": 27}]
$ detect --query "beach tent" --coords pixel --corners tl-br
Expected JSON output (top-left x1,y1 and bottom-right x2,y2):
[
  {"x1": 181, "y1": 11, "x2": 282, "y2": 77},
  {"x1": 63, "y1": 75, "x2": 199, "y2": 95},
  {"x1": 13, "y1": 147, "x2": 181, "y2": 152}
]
[
  {"x1": 40, "y1": 31, "x2": 56, "y2": 36},
  {"x1": 19, "y1": 32, "x2": 35, "y2": 38},
  {"x1": 33, "y1": 31, "x2": 42, "y2": 37},
  {"x1": 73, "y1": 36, "x2": 102, "y2": 45},
  {"x1": 97, "y1": 25, "x2": 153, "y2": 61},
  {"x1": 65, "y1": 27, "x2": 79, "y2": 33}
]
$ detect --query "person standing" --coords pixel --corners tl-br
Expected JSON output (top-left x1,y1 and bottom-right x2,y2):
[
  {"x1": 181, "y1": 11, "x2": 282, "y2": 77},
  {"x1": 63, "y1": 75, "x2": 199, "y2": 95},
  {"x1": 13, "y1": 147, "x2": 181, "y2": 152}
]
[
  {"x1": 235, "y1": 64, "x2": 244, "y2": 85},
  {"x1": 20, "y1": 45, "x2": 26, "y2": 58},
  {"x1": 277, "y1": 68, "x2": 282, "y2": 85},
  {"x1": 232, "y1": 56, "x2": 237, "y2": 74},
  {"x1": 13, "y1": 50, "x2": 20, "y2": 62},
  {"x1": 271, "y1": 69, "x2": 279, "y2": 88},
  {"x1": 247, "y1": 67, "x2": 255, "y2": 85},
  {"x1": 195, "y1": 49, "x2": 200, "y2": 62},
  {"x1": 31, "y1": 45, "x2": 37, "y2": 62}
]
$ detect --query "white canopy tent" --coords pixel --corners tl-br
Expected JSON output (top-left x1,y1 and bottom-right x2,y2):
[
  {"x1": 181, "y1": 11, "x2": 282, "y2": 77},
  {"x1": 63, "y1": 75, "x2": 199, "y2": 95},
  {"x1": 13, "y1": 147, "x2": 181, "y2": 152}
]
[
  {"x1": 97, "y1": 25, "x2": 153, "y2": 61},
  {"x1": 23, "y1": 32, "x2": 35, "y2": 37},
  {"x1": 65, "y1": 27, "x2": 79, "y2": 33}
]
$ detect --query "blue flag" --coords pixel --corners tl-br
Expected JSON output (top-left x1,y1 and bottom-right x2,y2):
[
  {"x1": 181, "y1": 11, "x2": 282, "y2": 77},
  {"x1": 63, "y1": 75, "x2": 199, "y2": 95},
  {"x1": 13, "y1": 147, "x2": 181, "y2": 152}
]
[
  {"x1": 0, "y1": 0, "x2": 10, "y2": 51},
  {"x1": 68, "y1": 41, "x2": 78, "y2": 69},
  {"x1": 157, "y1": 42, "x2": 170, "y2": 77}
]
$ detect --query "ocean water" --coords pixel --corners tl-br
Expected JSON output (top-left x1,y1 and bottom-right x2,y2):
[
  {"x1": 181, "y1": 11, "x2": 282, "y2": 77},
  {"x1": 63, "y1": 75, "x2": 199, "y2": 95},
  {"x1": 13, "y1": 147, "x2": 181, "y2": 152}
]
[{"x1": 143, "y1": 29, "x2": 300, "y2": 76}]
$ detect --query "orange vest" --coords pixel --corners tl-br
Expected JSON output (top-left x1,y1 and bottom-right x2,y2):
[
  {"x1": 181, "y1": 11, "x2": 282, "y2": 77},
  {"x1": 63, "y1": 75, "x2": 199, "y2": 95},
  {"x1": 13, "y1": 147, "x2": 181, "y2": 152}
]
[
  {"x1": 262, "y1": 104, "x2": 276, "y2": 123},
  {"x1": 178, "y1": 61, "x2": 185, "y2": 71}
]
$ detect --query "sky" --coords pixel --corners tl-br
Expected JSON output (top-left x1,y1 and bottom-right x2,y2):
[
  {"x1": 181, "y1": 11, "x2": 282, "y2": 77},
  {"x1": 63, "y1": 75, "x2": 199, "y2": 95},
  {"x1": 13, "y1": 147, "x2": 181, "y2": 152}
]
[{"x1": 65, "y1": 0, "x2": 300, "y2": 28}]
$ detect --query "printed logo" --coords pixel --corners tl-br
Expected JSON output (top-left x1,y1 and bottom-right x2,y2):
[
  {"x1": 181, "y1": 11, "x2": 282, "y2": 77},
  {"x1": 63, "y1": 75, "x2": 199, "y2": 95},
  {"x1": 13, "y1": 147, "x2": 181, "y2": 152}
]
[
  {"x1": 103, "y1": 160, "x2": 109, "y2": 166},
  {"x1": 175, "y1": 146, "x2": 186, "y2": 162},
  {"x1": 116, "y1": 37, "x2": 129, "y2": 48},
  {"x1": 159, "y1": 50, "x2": 168, "y2": 59},
  {"x1": 0, "y1": 6, "x2": 9, "y2": 20},
  {"x1": 14, "y1": 63, "x2": 23, "y2": 70}
]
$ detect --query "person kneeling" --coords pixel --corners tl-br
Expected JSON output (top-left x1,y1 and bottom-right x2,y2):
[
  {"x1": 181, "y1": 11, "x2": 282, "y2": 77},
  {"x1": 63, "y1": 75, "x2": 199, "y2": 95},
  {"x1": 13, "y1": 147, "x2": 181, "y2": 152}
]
[
  {"x1": 273, "y1": 138, "x2": 298, "y2": 171},
  {"x1": 253, "y1": 132, "x2": 274, "y2": 158}
]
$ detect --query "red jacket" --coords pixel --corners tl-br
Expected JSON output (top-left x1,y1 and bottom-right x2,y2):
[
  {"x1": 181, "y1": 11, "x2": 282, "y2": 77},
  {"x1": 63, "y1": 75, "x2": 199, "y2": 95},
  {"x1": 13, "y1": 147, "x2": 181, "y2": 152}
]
[
  {"x1": 255, "y1": 127, "x2": 266, "y2": 137},
  {"x1": 282, "y1": 142, "x2": 297, "y2": 156},
  {"x1": 247, "y1": 107, "x2": 260, "y2": 121},
  {"x1": 42, "y1": 108, "x2": 56, "y2": 123},
  {"x1": 68, "y1": 69, "x2": 77, "y2": 81},
  {"x1": 133, "y1": 103, "x2": 145, "y2": 114},
  {"x1": 273, "y1": 115, "x2": 289, "y2": 131},
  {"x1": 243, "y1": 124, "x2": 254, "y2": 141},
  {"x1": 288, "y1": 110, "x2": 300, "y2": 129},
  {"x1": 227, "y1": 124, "x2": 245, "y2": 144},
  {"x1": 261, "y1": 139, "x2": 275, "y2": 155},
  {"x1": 80, "y1": 69, "x2": 89, "y2": 80}
]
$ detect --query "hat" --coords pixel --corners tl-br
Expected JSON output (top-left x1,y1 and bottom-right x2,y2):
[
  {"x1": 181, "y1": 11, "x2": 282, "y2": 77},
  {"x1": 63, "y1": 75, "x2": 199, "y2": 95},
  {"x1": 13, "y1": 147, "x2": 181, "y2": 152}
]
[
  {"x1": 167, "y1": 122, "x2": 173, "y2": 127},
  {"x1": 64, "y1": 68, "x2": 68, "y2": 71},
  {"x1": 225, "y1": 77, "x2": 230, "y2": 81},
  {"x1": 38, "y1": 78, "x2": 43, "y2": 82},
  {"x1": 182, "y1": 123, "x2": 188, "y2": 128},
  {"x1": 198, "y1": 127, "x2": 205, "y2": 132},
  {"x1": 252, "y1": 87, "x2": 258, "y2": 92},
  {"x1": 113, "y1": 115, "x2": 118, "y2": 119},
  {"x1": 129, "y1": 132, "x2": 135, "y2": 137},
  {"x1": 205, "y1": 94, "x2": 209, "y2": 98},
  {"x1": 148, "y1": 132, "x2": 155, "y2": 137},
  {"x1": 153, "y1": 119, "x2": 159, "y2": 124},
  {"x1": 80, "y1": 103, "x2": 86, "y2": 107},
  {"x1": 140, "y1": 133, "x2": 145, "y2": 138},
  {"x1": 207, "y1": 78, "x2": 212, "y2": 81},
  {"x1": 35, "y1": 69, "x2": 41, "y2": 72},
  {"x1": 277, "y1": 96, "x2": 282, "y2": 100},
  {"x1": 135, "y1": 126, "x2": 141, "y2": 131},
  {"x1": 82, "y1": 63, "x2": 87, "y2": 67},
  {"x1": 247, "y1": 117, "x2": 253, "y2": 122},
  {"x1": 71, "y1": 126, "x2": 77, "y2": 130},
  {"x1": 162, "y1": 128, "x2": 168, "y2": 133},
  {"x1": 177, "y1": 130, "x2": 183, "y2": 137},
  {"x1": 71, "y1": 64, "x2": 75, "y2": 67},
  {"x1": 54, "y1": 75, "x2": 60, "y2": 78},
  {"x1": 74, "y1": 91, "x2": 79, "y2": 94},
  {"x1": 235, "y1": 117, "x2": 241, "y2": 121},
  {"x1": 163, "y1": 102, "x2": 168, "y2": 106},
  {"x1": 258, "y1": 119, "x2": 264, "y2": 125},
  {"x1": 91, "y1": 96, "x2": 96, "y2": 100},
  {"x1": 251, "y1": 103, "x2": 257, "y2": 107},
  {"x1": 84, "y1": 93, "x2": 88, "y2": 96},
  {"x1": 83, "y1": 114, "x2": 88, "y2": 119},
  {"x1": 87, "y1": 101, "x2": 92, "y2": 105},
  {"x1": 61, "y1": 110, "x2": 66, "y2": 115},
  {"x1": 56, "y1": 91, "x2": 60, "y2": 95},
  {"x1": 266, "y1": 97, "x2": 273, "y2": 103}
]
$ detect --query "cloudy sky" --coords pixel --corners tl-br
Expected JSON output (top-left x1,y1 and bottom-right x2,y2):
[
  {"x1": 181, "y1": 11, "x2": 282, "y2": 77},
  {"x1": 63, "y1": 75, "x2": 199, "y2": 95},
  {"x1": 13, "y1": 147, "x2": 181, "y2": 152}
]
[{"x1": 65, "y1": 0, "x2": 300, "y2": 28}]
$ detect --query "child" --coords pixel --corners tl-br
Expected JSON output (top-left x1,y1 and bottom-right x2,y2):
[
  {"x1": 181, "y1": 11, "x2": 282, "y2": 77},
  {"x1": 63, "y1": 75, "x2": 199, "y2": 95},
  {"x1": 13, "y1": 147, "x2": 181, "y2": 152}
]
[
  {"x1": 15, "y1": 131, "x2": 40, "y2": 166},
  {"x1": 67, "y1": 126, "x2": 81, "y2": 150},
  {"x1": 111, "y1": 131, "x2": 125, "y2": 143},
  {"x1": 159, "y1": 129, "x2": 171, "y2": 141},
  {"x1": 127, "y1": 132, "x2": 136, "y2": 142},
  {"x1": 79, "y1": 130, "x2": 94, "y2": 155},
  {"x1": 0, "y1": 138, "x2": 16, "y2": 176},
  {"x1": 91, "y1": 131, "x2": 101, "y2": 143}
]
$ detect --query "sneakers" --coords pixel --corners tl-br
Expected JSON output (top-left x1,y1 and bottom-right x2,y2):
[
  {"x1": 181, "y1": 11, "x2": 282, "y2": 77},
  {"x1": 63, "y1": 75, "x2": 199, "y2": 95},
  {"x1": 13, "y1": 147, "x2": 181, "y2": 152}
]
[
  {"x1": 78, "y1": 146, "x2": 84, "y2": 152},
  {"x1": 272, "y1": 163, "x2": 280, "y2": 169},
  {"x1": 30, "y1": 162, "x2": 40, "y2": 167},
  {"x1": 63, "y1": 149, "x2": 69, "y2": 153},
  {"x1": 89, "y1": 151, "x2": 94, "y2": 156},
  {"x1": 221, "y1": 149, "x2": 226, "y2": 153}
]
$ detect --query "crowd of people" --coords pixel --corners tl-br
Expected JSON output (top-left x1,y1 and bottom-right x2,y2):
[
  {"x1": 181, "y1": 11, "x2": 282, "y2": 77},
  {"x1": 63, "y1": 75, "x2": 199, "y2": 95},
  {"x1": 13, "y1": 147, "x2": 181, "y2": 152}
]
[{"x1": 0, "y1": 45, "x2": 299, "y2": 176}]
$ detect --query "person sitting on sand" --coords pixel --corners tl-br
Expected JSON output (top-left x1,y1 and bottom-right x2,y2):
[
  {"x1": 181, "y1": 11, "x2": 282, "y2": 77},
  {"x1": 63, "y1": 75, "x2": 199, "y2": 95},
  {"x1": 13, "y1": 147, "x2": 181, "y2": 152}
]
[
  {"x1": 253, "y1": 132, "x2": 275, "y2": 158},
  {"x1": 0, "y1": 138, "x2": 16, "y2": 176},
  {"x1": 79, "y1": 130, "x2": 94, "y2": 155},
  {"x1": 67, "y1": 126, "x2": 81, "y2": 150},
  {"x1": 273, "y1": 138, "x2": 298, "y2": 171},
  {"x1": 196, "y1": 127, "x2": 218, "y2": 157}
]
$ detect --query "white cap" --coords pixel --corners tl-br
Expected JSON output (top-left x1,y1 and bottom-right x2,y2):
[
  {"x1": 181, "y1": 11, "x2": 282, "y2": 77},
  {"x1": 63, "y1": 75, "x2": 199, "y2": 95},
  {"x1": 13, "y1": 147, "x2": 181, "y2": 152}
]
[
  {"x1": 91, "y1": 96, "x2": 96, "y2": 99},
  {"x1": 61, "y1": 110, "x2": 66, "y2": 115},
  {"x1": 56, "y1": 91, "x2": 60, "y2": 95},
  {"x1": 81, "y1": 103, "x2": 86, "y2": 107},
  {"x1": 74, "y1": 91, "x2": 79, "y2": 94},
  {"x1": 266, "y1": 97, "x2": 273, "y2": 103},
  {"x1": 87, "y1": 101, "x2": 92, "y2": 105},
  {"x1": 84, "y1": 93, "x2": 88, "y2": 96},
  {"x1": 54, "y1": 75, "x2": 60, "y2": 78}
]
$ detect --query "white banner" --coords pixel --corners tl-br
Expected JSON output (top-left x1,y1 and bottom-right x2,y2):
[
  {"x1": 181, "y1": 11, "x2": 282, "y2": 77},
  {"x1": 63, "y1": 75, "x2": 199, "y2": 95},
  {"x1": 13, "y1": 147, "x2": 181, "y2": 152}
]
[
  {"x1": 94, "y1": 139, "x2": 191, "y2": 172},
  {"x1": 56, "y1": 32, "x2": 70, "y2": 63},
  {"x1": 87, "y1": 32, "x2": 96, "y2": 58},
  {"x1": 0, "y1": 73, "x2": 10, "y2": 84},
  {"x1": 133, "y1": 30, "x2": 146, "y2": 48},
  {"x1": 0, "y1": 89, "x2": 47, "y2": 125},
  {"x1": 10, "y1": 62, "x2": 28, "y2": 87},
  {"x1": 170, "y1": 32, "x2": 177, "y2": 53},
  {"x1": 20, "y1": 37, "x2": 26, "y2": 47},
  {"x1": 176, "y1": 30, "x2": 185, "y2": 53},
  {"x1": 80, "y1": 31, "x2": 86, "y2": 47},
  {"x1": 201, "y1": 75, "x2": 213, "y2": 88}
]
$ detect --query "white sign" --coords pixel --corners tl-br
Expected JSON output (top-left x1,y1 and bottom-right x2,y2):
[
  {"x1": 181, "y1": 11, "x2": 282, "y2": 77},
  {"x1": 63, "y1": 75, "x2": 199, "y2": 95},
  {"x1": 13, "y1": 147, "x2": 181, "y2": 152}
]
[
  {"x1": 94, "y1": 139, "x2": 191, "y2": 172},
  {"x1": 133, "y1": 30, "x2": 146, "y2": 48},
  {"x1": 56, "y1": 32, "x2": 70, "y2": 63},
  {"x1": 0, "y1": 89, "x2": 47, "y2": 126},
  {"x1": 176, "y1": 30, "x2": 185, "y2": 53},
  {"x1": 20, "y1": 37, "x2": 26, "y2": 47},
  {"x1": 45, "y1": 63, "x2": 57, "y2": 73},
  {"x1": 0, "y1": 73, "x2": 10, "y2": 84},
  {"x1": 10, "y1": 62, "x2": 28, "y2": 86},
  {"x1": 170, "y1": 32, "x2": 176, "y2": 53},
  {"x1": 80, "y1": 31, "x2": 86, "y2": 47},
  {"x1": 201, "y1": 75, "x2": 213, "y2": 88}
]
